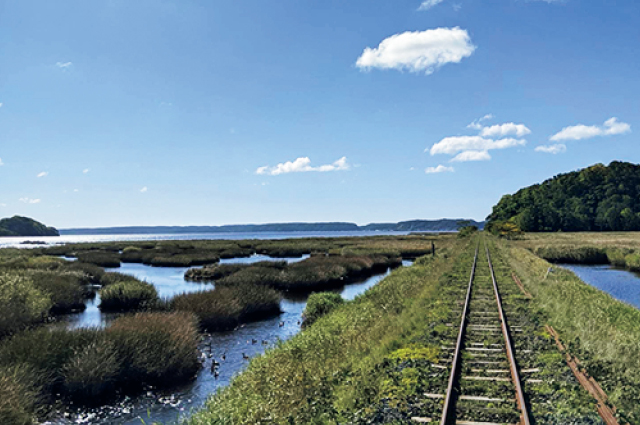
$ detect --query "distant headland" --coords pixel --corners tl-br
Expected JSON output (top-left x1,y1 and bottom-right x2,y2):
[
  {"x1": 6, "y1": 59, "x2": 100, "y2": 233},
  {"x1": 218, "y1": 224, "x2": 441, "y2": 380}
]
[{"x1": 0, "y1": 216, "x2": 59, "y2": 237}]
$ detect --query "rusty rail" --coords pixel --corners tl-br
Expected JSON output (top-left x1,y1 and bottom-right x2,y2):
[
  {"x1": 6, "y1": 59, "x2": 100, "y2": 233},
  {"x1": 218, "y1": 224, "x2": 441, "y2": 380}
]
[
  {"x1": 486, "y1": 244, "x2": 531, "y2": 425},
  {"x1": 439, "y1": 243, "x2": 478, "y2": 425}
]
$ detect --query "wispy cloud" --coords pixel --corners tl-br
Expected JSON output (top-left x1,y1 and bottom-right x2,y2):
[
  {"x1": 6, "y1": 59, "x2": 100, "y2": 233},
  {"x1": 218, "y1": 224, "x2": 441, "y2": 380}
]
[
  {"x1": 140, "y1": 186, "x2": 148, "y2": 193},
  {"x1": 256, "y1": 157, "x2": 350, "y2": 176},
  {"x1": 535, "y1": 144, "x2": 567, "y2": 154},
  {"x1": 56, "y1": 61, "x2": 73, "y2": 69},
  {"x1": 0, "y1": 103, "x2": 3, "y2": 108},
  {"x1": 480, "y1": 123, "x2": 531, "y2": 138},
  {"x1": 0, "y1": 158, "x2": 3, "y2": 166},
  {"x1": 37, "y1": 171, "x2": 48, "y2": 178},
  {"x1": 83, "y1": 168, "x2": 90, "y2": 174},
  {"x1": 550, "y1": 117, "x2": 631, "y2": 141},
  {"x1": 356, "y1": 27, "x2": 475, "y2": 75},
  {"x1": 0, "y1": 203, "x2": 6, "y2": 207},
  {"x1": 418, "y1": 0, "x2": 445, "y2": 11},
  {"x1": 467, "y1": 114, "x2": 494, "y2": 130},
  {"x1": 451, "y1": 150, "x2": 491, "y2": 162},
  {"x1": 425, "y1": 165, "x2": 454, "y2": 174},
  {"x1": 19, "y1": 198, "x2": 41, "y2": 204}
]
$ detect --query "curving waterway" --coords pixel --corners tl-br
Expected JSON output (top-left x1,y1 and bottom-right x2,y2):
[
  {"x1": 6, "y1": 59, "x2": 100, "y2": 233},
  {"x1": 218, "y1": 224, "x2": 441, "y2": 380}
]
[
  {"x1": 560, "y1": 264, "x2": 640, "y2": 309},
  {"x1": 44, "y1": 256, "x2": 413, "y2": 424}
]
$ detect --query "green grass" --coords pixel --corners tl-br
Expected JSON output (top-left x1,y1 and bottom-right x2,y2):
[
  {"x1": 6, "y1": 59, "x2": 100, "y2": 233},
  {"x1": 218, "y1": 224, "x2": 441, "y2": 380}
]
[
  {"x1": 99, "y1": 278, "x2": 159, "y2": 312},
  {"x1": 499, "y1": 239, "x2": 640, "y2": 423},
  {"x1": 0, "y1": 272, "x2": 51, "y2": 338},
  {"x1": 301, "y1": 292, "x2": 344, "y2": 327}
]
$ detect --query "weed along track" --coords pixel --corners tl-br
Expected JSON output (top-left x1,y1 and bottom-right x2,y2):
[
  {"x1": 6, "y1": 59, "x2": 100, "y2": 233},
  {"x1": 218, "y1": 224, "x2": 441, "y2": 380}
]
[{"x1": 435, "y1": 241, "x2": 530, "y2": 425}]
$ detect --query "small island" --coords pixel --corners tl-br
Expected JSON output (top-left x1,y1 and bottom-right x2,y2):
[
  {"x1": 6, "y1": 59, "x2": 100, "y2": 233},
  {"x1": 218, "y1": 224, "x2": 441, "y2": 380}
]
[{"x1": 0, "y1": 216, "x2": 59, "y2": 237}]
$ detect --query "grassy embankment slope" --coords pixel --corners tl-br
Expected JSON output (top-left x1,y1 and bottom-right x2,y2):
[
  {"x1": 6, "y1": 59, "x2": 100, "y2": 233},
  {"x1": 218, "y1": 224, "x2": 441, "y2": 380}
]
[{"x1": 498, "y1": 234, "x2": 640, "y2": 423}]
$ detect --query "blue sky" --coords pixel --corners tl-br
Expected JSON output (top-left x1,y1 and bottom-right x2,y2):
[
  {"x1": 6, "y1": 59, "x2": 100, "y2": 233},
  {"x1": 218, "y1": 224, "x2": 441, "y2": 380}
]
[{"x1": 0, "y1": 0, "x2": 638, "y2": 228}]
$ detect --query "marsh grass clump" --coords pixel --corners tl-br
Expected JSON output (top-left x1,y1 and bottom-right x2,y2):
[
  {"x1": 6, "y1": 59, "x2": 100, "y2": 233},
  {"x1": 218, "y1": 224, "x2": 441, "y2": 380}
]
[
  {"x1": 0, "y1": 272, "x2": 51, "y2": 338},
  {"x1": 0, "y1": 313, "x2": 200, "y2": 411},
  {"x1": 217, "y1": 255, "x2": 401, "y2": 292},
  {"x1": 185, "y1": 261, "x2": 287, "y2": 281},
  {"x1": 27, "y1": 270, "x2": 86, "y2": 314},
  {"x1": 0, "y1": 365, "x2": 41, "y2": 425},
  {"x1": 99, "y1": 278, "x2": 158, "y2": 312},
  {"x1": 171, "y1": 285, "x2": 282, "y2": 331},
  {"x1": 302, "y1": 292, "x2": 344, "y2": 327},
  {"x1": 533, "y1": 245, "x2": 608, "y2": 264},
  {"x1": 106, "y1": 312, "x2": 201, "y2": 387},
  {"x1": 76, "y1": 251, "x2": 121, "y2": 268}
]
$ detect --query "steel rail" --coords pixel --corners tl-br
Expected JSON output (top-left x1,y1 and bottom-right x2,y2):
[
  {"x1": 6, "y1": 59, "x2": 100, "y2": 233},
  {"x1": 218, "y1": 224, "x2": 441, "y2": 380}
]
[
  {"x1": 485, "y1": 243, "x2": 531, "y2": 425},
  {"x1": 439, "y1": 243, "x2": 479, "y2": 425}
]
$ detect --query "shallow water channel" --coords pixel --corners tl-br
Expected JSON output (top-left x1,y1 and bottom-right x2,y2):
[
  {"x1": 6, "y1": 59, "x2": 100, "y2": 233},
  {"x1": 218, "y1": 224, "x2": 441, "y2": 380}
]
[
  {"x1": 46, "y1": 256, "x2": 413, "y2": 424},
  {"x1": 560, "y1": 264, "x2": 640, "y2": 309}
]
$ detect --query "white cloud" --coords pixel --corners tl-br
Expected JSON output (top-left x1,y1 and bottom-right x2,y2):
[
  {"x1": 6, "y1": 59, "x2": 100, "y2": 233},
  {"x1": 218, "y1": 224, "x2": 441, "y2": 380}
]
[
  {"x1": 0, "y1": 158, "x2": 3, "y2": 166},
  {"x1": 19, "y1": 198, "x2": 41, "y2": 204},
  {"x1": 73, "y1": 189, "x2": 79, "y2": 192},
  {"x1": 467, "y1": 114, "x2": 494, "y2": 130},
  {"x1": 550, "y1": 117, "x2": 631, "y2": 141},
  {"x1": 37, "y1": 171, "x2": 48, "y2": 178},
  {"x1": 451, "y1": 150, "x2": 491, "y2": 162},
  {"x1": 356, "y1": 27, "x2": 475, "y2": 74},
  {"x1": 429, "y1": 136, "x2": 526, "y2": 155},
  {"x1": 535, "y1": 144, "x2": 567, "y2": 154},
  {"x1": 140, "y1": 186, "x2": 148, "y2": 193},
  {"x1": 480, "y1": 123, "x2": 531, "y2": 138},
  {"x1": 83, "y1": 168, "x2": 90, "y2": 174},
  {"x1": 56, "y1": 61, "x2": 72, "y2": 69},
  {"x1": 418, "y1": 0, "x2": 445, "y2": 11},
  {"x1": 256, "y1": 156, "x2": 350, "y2": 176},
  {"x1": 425, "y1": 165, "x2": 454, "y2": 174},
  {"x1": 0, "y1": 103, "x2": 3, "y2": 108},
  {"x1": 0, "y1": 203, "x2": 6, "y2": 207}
]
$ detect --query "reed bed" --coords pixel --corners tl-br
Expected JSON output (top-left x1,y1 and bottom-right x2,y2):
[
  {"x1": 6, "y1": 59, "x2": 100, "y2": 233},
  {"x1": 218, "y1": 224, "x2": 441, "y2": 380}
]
[
  {"x1": 301, "y1": 292, "x2": 344, "y2": 327},
  {"x1": 217, "y1": 255, "x2": 401, "y2": 292},
  {"x1": 171, "y1": 285, "x2": 282, "y2": 331},
  {"x1": 0, "y1": 312, "x2": 200, "y2": 418},
  {"x1": 99, "y1": 278, "x2": 159, "y2": 312}
]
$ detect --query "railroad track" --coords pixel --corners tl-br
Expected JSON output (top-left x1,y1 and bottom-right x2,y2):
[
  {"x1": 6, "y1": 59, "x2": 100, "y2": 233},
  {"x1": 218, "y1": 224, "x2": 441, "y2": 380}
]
[{"x1": 438, "y1": 241, "x2": 531, "y2": 425}]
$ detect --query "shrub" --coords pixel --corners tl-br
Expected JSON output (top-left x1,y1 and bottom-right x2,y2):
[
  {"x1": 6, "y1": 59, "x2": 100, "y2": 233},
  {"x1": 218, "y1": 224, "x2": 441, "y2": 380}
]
[
  {"x1": 302, "y1": 292, "x2": 344, "y2": 327},
  {"x1": 0, "y1": 273, "x2": 51, "y2": 338},
  {"x1": 172, "y1": 285, "x2": 281, "y2": 331},
  {"x1": 99, "y1": 279, "x2": 158, "y2": 312}
]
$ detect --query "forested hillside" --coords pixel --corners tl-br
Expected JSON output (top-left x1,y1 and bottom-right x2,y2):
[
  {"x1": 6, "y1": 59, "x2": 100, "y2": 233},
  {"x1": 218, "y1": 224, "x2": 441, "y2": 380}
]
[
  {"x1": 487, "y1": 161, "x2": 640, "y2": 232},
  {"x1": 0, "y1": 216, "x2": 59, "y2": 237}
]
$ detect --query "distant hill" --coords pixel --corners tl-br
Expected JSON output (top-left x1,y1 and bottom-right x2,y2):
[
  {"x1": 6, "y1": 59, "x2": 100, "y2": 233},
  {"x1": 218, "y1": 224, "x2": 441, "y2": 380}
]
[
  {"x1": 487, "y1": 161, "x2": 640, "y2": 232},
  {"x1": 61, "y1": 219, "x2": 484, "y2": 235},
  {"x1": 0, "y1": 216, "x2": 59, "y2": 237}
]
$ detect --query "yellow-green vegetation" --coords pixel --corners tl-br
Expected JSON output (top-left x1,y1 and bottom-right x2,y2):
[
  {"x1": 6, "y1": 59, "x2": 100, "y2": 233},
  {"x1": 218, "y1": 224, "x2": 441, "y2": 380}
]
[
  {"x1": 514, "y1": 231, "x2": 640, "y2": 272},
  {"x1": 0, "y1": 272, "x2": 52, "y2": 338},
  {"x1": 99, "y1": 278, "x2": 159, "y2": 312},
  {"x1": 497, "y1": 237, "x2": 640, "y2": 422},
  {"x1": 301, "y1": 292, "x2": 344, "y2": 327},
  {"x1": 0, "y1": 312, "x2": 200, "y2": 420}
]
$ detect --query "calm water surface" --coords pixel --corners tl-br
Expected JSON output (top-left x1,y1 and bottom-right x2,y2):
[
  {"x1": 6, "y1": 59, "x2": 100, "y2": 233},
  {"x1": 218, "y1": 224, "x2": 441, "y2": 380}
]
[
  {"x1": 46, "y1": 257, "x2": 412, "y2": 424},
  {"x1": 560, "y1": 264, "x2": 640, "y2": 309}
]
